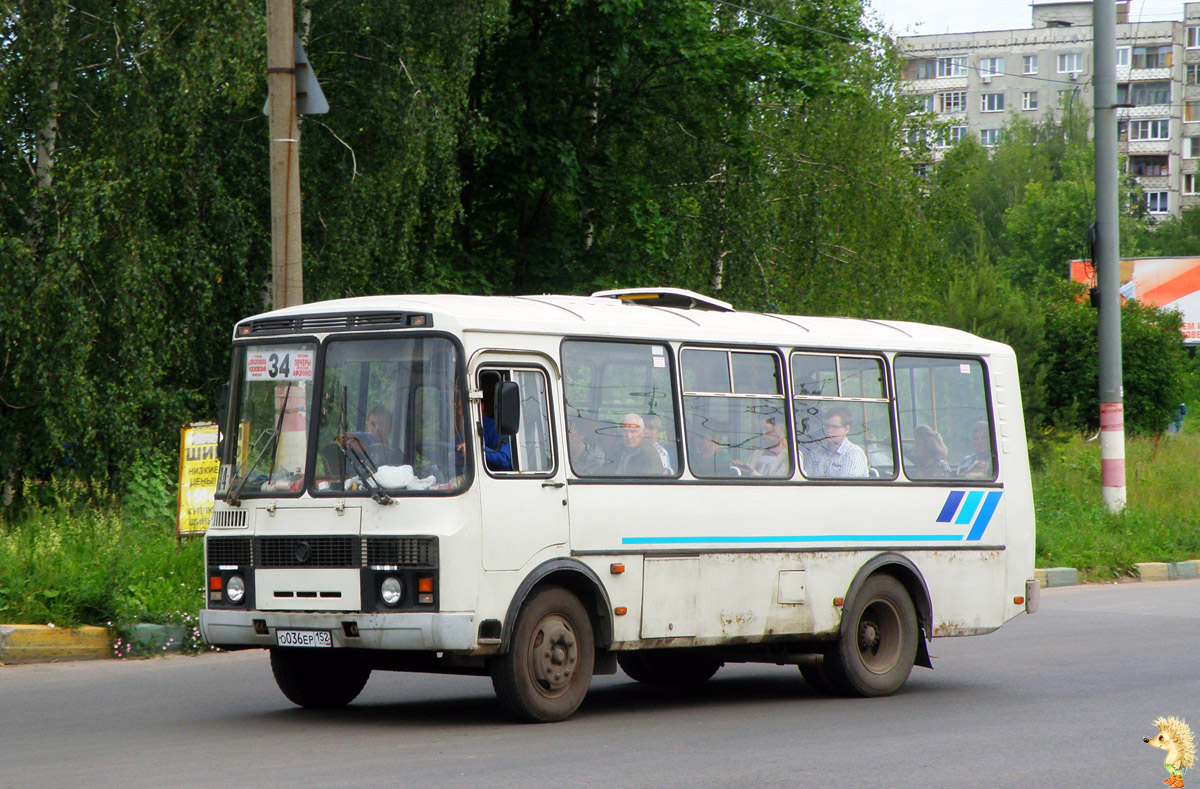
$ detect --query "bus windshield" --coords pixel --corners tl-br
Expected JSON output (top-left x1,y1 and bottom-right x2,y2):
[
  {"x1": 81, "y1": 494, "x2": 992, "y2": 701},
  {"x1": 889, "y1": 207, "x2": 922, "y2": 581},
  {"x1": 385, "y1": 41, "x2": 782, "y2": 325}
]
[
  {"x1": 221, "y1": 336, "x2": 464, "y2": 500},
  {"x1": 314, "y1": 335, "x2": 463, "y2": 495},
  {"x1": 223, "y1": 342, "x2": 319, "y2": 500}
]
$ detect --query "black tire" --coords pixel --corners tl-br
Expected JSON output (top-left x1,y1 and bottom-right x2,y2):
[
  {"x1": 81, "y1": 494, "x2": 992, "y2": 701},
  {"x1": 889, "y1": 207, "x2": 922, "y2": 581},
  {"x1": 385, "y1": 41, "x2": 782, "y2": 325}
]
[
  {"x1": 823, "y1": 574, "x2": 918, "y2": 697},
  {"x1": 270, "y1": 648, "x2": 371, "y2": 709},
  {"x1": 617, "y1": 650, "x2": 722, "y2": 686},
  {"x1": 491, "y1": 587, "x2": 595, "y2": 723},
  {"x1": 797, "y1": 656, "x2": 838, "y2": 695}
]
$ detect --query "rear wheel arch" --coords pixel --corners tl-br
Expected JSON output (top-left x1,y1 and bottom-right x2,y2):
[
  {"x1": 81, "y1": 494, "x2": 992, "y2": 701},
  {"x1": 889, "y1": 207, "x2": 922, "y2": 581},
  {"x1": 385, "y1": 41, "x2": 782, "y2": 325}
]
[
  {"x1": 842, "y1": 553, "x2": 933, "y2": 669},
  {"x1": 500, "y1": 559, "x2": 613, "y2": 652}
]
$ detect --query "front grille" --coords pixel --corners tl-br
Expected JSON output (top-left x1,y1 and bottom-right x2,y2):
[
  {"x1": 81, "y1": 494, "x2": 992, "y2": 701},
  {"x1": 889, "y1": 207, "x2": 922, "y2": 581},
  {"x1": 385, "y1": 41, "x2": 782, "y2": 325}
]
[
  {"x1": 210, "y1": 509, "x2": 247, "y2": 529},
  {"x1": 257, "y1": 536, "x2": 358, "y2": 568},
  {"x1": 365, "y1": 537, "x2": 438, "y2": 567},
  {"x1": 207, "y1": 537, "x2": 253, "y2": 566}
]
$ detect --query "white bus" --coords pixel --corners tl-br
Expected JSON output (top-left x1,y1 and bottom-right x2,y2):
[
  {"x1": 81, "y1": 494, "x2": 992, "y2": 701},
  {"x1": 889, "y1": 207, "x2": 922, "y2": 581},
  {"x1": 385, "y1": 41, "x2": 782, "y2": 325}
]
[{"x1": 200, "y1": 288, "x2": 1038, "y2": 722}]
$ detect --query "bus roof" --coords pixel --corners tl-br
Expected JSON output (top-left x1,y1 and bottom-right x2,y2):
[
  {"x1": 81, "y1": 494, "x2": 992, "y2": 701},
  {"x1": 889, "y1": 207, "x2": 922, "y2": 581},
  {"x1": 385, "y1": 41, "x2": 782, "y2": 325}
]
[{"x1": 237, "y1": 292, "x2": 1011, "y2": 357}]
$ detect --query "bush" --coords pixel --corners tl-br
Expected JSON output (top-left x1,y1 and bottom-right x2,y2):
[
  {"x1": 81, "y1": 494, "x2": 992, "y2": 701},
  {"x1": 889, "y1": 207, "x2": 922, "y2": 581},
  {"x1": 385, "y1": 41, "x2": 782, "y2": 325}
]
[{"x1": 1040, "y1": 283, "x2": 1187, "y2": 436}]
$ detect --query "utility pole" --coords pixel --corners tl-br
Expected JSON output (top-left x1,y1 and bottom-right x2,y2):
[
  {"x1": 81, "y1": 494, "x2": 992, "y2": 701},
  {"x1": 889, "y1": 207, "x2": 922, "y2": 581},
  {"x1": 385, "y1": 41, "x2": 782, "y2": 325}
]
[
  {"x1": 266, "y1": 0, "x2": 303, "y2": 309},
  {"x1": 1094, "y1": 0, "x2": 1126, "y2": 513}
]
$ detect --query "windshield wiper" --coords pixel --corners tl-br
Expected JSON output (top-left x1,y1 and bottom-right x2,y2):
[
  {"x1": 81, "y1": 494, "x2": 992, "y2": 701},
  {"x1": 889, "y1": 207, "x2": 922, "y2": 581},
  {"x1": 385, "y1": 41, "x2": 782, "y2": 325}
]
[
  {"x1": 226, "y1": 428, "x2": 278, "y2": 506},
  {"x1": 333, "y1": 437, "x2": 394, "y2": 505}
]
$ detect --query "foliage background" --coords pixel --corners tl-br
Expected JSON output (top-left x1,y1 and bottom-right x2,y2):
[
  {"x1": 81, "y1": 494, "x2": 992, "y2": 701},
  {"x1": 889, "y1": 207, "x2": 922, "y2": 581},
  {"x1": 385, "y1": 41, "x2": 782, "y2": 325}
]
[{"x1": 1, "y1": 0, "x2": 1196, "y2": 502}]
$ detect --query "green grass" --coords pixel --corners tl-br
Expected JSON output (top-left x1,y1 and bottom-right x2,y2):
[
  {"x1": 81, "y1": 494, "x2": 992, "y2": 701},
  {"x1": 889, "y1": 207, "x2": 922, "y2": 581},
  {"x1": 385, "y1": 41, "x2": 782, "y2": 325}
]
[
  {"x1": 0, "y1": 477, "x2": 206, "y2": 651},
  {"x1": 1034, "y1": 426, "x2": 1200, "y2": 580},
  {"x1": 2, "y1": 420, "x2": 1199, "y2": 633}
]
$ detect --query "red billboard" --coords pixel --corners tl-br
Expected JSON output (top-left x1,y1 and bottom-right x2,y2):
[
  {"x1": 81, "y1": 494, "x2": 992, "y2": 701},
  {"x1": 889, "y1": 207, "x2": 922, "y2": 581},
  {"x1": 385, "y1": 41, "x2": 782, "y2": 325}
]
[{"x1": 1069, "y1": 257, "x2": 1200, "y2": 343}]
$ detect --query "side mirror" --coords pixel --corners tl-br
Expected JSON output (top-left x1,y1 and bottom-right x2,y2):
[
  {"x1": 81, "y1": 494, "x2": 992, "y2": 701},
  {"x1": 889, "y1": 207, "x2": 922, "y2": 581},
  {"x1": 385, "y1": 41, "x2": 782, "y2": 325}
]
[{"x1": 495, "y1": 381, "x2": 521, "y2": 435}]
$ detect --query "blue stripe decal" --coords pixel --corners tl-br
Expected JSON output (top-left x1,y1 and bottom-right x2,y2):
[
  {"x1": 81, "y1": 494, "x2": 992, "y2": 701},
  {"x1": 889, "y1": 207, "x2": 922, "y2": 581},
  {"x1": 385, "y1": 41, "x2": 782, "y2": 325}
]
[
  {"x1": 621, "y1": 534, "x2": 963, "y2": 545},
  {"x1": 954, "y1": 491, "x2": 984, "y2": 525},
  {"x1": 936, "y1": 490, "x2": 965, "y2": 523},
  {"x1": 964, "y1": 491, "x2": 1003, "y2": 541}
]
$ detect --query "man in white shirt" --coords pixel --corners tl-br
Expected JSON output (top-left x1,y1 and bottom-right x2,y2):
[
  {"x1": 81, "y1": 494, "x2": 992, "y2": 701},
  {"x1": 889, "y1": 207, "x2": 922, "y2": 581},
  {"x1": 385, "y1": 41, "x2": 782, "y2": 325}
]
[{"x1": 806, "y1": 406, "x2": 868, "y2": 478}]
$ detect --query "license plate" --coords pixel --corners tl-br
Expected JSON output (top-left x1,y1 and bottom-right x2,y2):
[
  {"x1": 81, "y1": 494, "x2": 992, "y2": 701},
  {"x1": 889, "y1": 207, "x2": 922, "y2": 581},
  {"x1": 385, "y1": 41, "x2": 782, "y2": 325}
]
[{"x1": 276, "y1": 629, "x2": 333, "y2": 648}]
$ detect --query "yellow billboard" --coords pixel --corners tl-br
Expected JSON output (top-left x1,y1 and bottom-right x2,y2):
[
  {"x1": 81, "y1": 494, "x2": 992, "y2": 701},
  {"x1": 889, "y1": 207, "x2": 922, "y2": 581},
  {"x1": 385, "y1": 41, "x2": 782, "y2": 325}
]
[{"x1": 177, "y1": 421, "x2": 220, "y2": 537}]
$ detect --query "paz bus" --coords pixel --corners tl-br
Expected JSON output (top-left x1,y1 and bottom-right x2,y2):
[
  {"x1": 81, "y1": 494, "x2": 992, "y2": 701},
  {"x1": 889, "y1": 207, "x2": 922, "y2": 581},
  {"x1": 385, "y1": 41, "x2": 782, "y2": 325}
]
[{"x1": 200, "y1": 287, "x2": 1039, "y2": 722}]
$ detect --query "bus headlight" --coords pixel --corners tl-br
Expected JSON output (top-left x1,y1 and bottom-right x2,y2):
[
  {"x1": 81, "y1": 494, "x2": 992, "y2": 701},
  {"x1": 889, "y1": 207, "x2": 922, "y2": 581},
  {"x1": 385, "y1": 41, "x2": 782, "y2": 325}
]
[
  {"x1": 380, "y1": 576, "x2": 403, "y2": 606},
  {"x1": 226, "y1": 574, "x2": 246, "y2": 604}
]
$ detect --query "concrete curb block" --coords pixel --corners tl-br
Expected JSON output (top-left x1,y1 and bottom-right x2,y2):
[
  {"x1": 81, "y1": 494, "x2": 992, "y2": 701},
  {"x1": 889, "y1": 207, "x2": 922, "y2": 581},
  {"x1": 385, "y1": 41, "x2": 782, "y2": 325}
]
[
  {"x1": 0, "y1": 624, "x2": 111, "y2": 664},
  {"x1": 130, "y1": 624, "x2": 187, "y2": 654},
  {"x1": 1136, "y1": 562, "x2": 1171, "y2": 582},
  {"x1": 1041, "y1": 567, "x2": 1080, "y2": 588}
]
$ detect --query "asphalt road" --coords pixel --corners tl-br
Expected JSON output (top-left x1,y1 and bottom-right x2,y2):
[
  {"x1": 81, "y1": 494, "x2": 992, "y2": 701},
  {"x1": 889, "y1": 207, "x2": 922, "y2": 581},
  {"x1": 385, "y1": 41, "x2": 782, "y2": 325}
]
[{"x1": 3, "y1": 580, "x2": 1198, "y2": 788}]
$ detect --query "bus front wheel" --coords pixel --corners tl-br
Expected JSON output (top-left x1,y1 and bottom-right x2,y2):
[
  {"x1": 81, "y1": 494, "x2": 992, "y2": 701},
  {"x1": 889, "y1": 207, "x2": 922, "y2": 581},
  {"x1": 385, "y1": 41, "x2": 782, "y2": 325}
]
[
  {"x1": 491, "y1": 587, "x2": 595, "y2": 723},
  {"x1": 270, "y1": 648, "x2": 371, "y2": 709},
  {"x1": 825, "y1": 574, "x2": 918, "y2": 697}
]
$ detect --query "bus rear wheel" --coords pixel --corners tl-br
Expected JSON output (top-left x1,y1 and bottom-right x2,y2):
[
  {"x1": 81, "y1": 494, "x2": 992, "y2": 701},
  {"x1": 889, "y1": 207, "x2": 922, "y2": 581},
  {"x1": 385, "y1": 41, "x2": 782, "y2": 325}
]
[
  {"x1": 491, "y1": 587, "x2": 595, "y2": 723},
  {"x1": 270, "y1": 648, "x2": 371, "y2": 709},
  {"x1": 824, "y1": 574, "x2": 918, "y2": 697},
  {"x1": 618, "y1": 650, "x2": 722, "y2": 686}
]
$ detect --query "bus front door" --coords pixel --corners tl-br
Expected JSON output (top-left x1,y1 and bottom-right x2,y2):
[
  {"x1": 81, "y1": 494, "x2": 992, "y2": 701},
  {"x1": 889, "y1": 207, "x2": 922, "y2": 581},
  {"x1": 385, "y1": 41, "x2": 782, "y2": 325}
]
[{"x1": 474, "y1": 361, "x2": 568, "y2": 571}]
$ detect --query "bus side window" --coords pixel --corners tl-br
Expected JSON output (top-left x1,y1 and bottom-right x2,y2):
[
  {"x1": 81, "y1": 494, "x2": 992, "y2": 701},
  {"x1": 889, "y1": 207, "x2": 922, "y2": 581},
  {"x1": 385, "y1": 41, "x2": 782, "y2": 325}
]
[
  {"x1": 561, "y1": 340, "x2": 680, "y2": 478},
  {"x1": 894, "y1": 356, "x2": 995, "y2": 482},
  {"x1": 791, "y1": 353, "x2": 894, "y2": 480}
]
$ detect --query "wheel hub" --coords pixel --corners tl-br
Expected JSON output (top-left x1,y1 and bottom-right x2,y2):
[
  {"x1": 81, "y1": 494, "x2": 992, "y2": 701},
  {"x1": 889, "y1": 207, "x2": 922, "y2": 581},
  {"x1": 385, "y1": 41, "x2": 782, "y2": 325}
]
[{"x1": 530, "y1": 615, "x2": 577, "y2": 694}]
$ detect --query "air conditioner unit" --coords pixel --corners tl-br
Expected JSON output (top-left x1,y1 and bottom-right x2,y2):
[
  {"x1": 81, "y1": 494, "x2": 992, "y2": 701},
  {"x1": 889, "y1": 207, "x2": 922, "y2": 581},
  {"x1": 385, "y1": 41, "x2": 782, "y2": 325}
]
[
  {"x1": 1069, "y1": 71, "x2": 1078, "y2": 81},
  {"x1": 982, "y1": 74, "x2": 992, "y2": 84}
]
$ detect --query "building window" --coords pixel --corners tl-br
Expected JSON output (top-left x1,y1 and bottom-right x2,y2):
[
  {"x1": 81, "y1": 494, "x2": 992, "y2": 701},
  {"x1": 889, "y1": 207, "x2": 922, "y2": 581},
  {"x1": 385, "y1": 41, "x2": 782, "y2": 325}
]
[
  {"x1": 1057, "y1": 53, "x2": 1082, "y2": 73},
  {"x1": 1187, "y1": 101, "x2": 1200, "y2": 123},
  {"x1": 980, "y1": 57, "x2": 1004, "y2": 77},
  {"x1": 1147, "y1": 191, "x2": 1169, "y2": 214},
  {"x1": 1118, "y1": 120, "x2": 1128, "y2": 141},
  {"x1": 1132, "y1": 45, "x2": 1171, "y2": 69},
  {"x1": 980, "y1": 128, "x2": 1002, "y2": 147},
  {"x1": 935, "y1": 126, "x2": 967, "y2": 148},
  {"x1": 907, "y1": 93, "x2": 934, "y2": 113},
  {"x1": 904, "y1": 128, "x2": 929, "y2": 147},
  {"x1": 1129, "y1": 118, "x2": 1170, "y2": 140},
  {"x1": 1129, "y1": 155, "x2": 1169, "y2": 176},
  {"x1": 1185, "y1": 174, "x2": 1198, "y2": 195},
  {"x1": 1189, "y1": 64, "x2": 1200, "y2": 85},
  {"x1": 936, "y1": 56, "x2": 967, "y2": 78},
  {"x1": 938, "y1": 91, "x2": 967, "y2": 113},
  {"x1": 1130, "y1": 81, "x2": 1171, "y2": 105},
  {"x1": 980, "y1": 92, "x2": 1005, "y2": 112},
  {"x1": 1023, "y1": 55, "x2": 1038, "y2": 74},
  {"x1": 1189, "y1": 26, "x2": 1200, "y2": 49},
  {"x1": 907, "y1": 58, "x2": 937, "y2": 80},
  {"x1": 1186, "y1": 137, "x2": 1200, "y2": 158},
  {"x1": 1116, "y1": 47, "x2": 1130, "y2": 67},
  {"x1": 1022, "y1": 91, "x2": 1039, "y2": 110}
]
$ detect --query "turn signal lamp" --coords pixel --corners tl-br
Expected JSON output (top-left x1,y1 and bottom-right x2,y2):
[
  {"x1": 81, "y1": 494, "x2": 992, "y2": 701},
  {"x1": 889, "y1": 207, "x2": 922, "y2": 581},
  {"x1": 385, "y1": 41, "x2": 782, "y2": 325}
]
[
  {"x1": 417, "y1": 577, "x2": 434, "y2": 593},
  {"x1": 209, "y1": 576, "x2": 223, "y2": 591}
]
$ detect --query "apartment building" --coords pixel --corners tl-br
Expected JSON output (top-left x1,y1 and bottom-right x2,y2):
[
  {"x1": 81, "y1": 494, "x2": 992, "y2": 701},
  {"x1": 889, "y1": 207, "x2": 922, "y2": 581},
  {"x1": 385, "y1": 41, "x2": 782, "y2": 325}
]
[{"x1": 898, "y1": 1, "x2": 1200, "y2": 218}]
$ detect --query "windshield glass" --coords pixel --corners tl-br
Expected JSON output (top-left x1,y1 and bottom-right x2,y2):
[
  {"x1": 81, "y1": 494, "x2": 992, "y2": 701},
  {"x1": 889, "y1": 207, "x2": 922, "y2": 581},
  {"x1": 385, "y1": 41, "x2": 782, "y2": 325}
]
[
  {"x1": 222, "y1": 343, "x2": 318, "y2": 500},
  {"x1": 314, "y1": 336, "x2": 465, "y2": 495}
]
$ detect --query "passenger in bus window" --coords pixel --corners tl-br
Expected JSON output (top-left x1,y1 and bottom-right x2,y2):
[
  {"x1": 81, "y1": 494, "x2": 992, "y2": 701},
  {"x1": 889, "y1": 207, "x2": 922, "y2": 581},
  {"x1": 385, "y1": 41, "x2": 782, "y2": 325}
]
[
  {"x1": 567, "y1": 418, "x2": 606, "y2": 476},
  {"x1": 735, "y1": 416, "x2": 789, "y2": 477},
  {"x1": 905, "y1": 425, "x2": 951, "y2": 479},
  {"x1": 807, "y1": 407, "x2": 869, "y2": 478},
  {"x1": 611, "y1": 413, "x2": 662, "y2": 476},
  {"x1": 691, "y1": 425, "x2": 738, "y2": 477},
  {"x1": 957, "y1": 420, "x2": 993, "y2": 479},
  {"x1": 642, "y1": 414, "x2": 675, "y2": 475}
]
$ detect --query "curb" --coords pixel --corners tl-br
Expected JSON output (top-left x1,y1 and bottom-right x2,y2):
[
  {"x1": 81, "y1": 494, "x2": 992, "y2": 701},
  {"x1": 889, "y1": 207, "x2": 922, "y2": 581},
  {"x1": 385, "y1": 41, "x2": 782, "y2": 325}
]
[
  {"x1": 0, "y1": 624, "x2": 111, "y2": 664},
  {"x1": 1033, "y1": 560, "x2": 1200, "y2": 588},
  {"x1": 0, "y1": 623, "x2": 189, "y2": 665}
]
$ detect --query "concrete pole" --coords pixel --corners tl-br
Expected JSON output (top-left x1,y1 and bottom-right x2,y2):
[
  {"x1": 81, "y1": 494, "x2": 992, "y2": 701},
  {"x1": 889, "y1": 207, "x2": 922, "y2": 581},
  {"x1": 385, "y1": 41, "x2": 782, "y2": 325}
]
[
  {"x1": 1093, "y1": 0, "x2": 1126, "y2": 513},
  {"x1": 266, "y1": 0, "x2": 303, "y2": 309}
]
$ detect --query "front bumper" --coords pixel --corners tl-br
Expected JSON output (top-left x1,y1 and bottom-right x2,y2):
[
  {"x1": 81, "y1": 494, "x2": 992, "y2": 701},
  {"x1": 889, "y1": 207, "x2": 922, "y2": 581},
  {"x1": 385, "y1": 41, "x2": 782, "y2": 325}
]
[{"x1": 200, "y1": 609, "x2": 476, "y2": 651}]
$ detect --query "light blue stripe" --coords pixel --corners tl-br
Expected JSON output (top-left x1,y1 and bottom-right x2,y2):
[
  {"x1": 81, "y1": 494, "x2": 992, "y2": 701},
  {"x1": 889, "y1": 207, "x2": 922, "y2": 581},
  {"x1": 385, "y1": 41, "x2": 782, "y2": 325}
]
[
  {"x1": 964, "y1": 491, "x2": 1004, "y2": 541},
  {"x1": 953, "y1": 490, "x2": 985, "y2": 525},
  {"x1": 621, "y1": 534, "x2": 964, "y2": 545}
]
